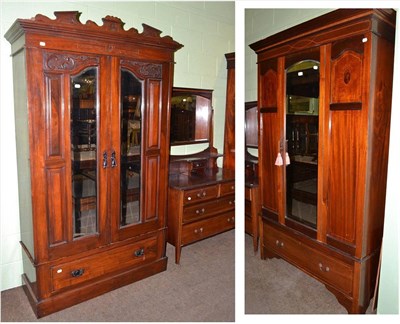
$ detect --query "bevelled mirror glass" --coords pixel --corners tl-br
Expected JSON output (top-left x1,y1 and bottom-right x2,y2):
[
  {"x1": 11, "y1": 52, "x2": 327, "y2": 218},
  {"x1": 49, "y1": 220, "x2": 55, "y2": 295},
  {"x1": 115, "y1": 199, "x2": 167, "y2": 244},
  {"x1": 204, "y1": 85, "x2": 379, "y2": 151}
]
[
  {"x1": 285, "y1": 60, "x2": 319, "y2": 229},
  {"x1": 70, "y1": 67, "x2": 98, "y2": 238},
  {"x1": 120, "y1": 69, "x2": 142, "y2": 227}
]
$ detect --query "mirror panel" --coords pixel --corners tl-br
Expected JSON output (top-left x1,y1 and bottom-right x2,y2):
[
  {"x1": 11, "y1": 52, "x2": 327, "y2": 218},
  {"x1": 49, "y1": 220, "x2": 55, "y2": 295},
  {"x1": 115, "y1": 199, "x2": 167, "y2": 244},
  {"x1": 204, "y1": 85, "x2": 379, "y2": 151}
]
[
  {"x1": 70, "y1": 67, "x2": 98, "y2": 238},
  {"x1": 170, "y1": 87, "x2": 213, "y2": 145},
  {"x1": 285, "y1": 60, "x2": 319, "y2": 229},
  {"x1": 120, "y1": 69, "x2": 142, "y2": 227}
]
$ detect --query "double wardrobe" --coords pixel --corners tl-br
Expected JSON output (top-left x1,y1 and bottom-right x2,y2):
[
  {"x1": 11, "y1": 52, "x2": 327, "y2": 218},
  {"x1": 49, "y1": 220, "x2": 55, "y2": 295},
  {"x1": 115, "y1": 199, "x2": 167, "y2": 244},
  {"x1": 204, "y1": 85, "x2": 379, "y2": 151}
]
[{"x1": 5, "y1": 11, "x2": 235, "y2": 317}]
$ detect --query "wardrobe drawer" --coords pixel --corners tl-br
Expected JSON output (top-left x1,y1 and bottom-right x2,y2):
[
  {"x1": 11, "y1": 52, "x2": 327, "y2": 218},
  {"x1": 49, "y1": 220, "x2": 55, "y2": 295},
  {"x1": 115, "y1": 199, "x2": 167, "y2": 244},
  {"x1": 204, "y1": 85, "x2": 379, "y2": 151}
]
[
  {"x1": 264, "y1": 223, "x2": 353, "y2": 295},
  {"x1": 183, "y1": 185, "x2": 219, "y2": 205},
  {"x1": 183, "y1": 195, "x2": 235, "y2": 223},
  {"x1": 50, "y1": 236, "x2": 158, "y2": 292},
  {"x1": 181, "y1": 211, "x2": 235, "y2": 245},
  {"x1": 220, "y1": 181, "x2": 235, "y2": 196}
]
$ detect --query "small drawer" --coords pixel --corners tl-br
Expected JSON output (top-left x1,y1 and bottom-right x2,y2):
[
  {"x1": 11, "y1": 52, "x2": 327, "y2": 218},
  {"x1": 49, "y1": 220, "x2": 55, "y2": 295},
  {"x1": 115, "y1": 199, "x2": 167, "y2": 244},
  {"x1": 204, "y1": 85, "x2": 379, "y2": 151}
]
[
  {"x1": 263, "y1": 223, "x2": 353, "y2": 295},
  {"x1": 183, "y1": 195, "x2": 235, "y2": 223},
  {"x1": 181, "y1": 211, "x2": 235, "y2": 245},
  {"x1": 183, "y1": 185, "x2": 218, "y2": 205},
  {"x1": 220, "y1": 181, "x2": 235, "y2": 196},
  {"x1": 50, "y1": 236, "x2": 158, "y2": 292}
]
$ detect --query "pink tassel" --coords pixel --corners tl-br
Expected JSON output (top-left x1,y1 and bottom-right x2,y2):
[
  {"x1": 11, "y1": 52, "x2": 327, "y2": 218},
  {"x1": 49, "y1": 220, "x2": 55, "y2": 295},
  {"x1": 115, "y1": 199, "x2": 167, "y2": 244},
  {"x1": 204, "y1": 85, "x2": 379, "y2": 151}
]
[
  {"x1": 275, "y1": 153, "x2": 283, "y2": 166},
  {"x1": 285, "y1": 152, "x2": 290, "y2": 165}
]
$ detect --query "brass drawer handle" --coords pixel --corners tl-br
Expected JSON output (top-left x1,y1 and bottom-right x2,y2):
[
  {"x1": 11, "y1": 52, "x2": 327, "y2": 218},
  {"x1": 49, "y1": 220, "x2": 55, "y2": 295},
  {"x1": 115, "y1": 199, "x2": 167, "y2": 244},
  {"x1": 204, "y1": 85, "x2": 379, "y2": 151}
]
[
  {"x1": 196, "y1": 191, "x2": 207, "y2": 198},
  {"x1": 227, "y1": 217, "x2": 235, "y2": 222},
  {"x1": 319, "y1": 263, "x2": 330, "y2": 272},
  {"x1": 196, "y1": 208, "x2": 205, "y2": 214},
  {"x1": 194, "y1": 227, "x2": 204, "y2": 234},
  {"x1": 275, "y1": 240, "x2": 284, "y2": 248}
]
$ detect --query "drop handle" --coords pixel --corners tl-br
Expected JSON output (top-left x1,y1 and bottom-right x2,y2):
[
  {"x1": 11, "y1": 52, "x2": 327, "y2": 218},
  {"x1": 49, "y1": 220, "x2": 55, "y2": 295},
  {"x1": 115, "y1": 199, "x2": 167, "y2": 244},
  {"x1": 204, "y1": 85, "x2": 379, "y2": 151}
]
[
  {"x1": 196, "y1": 191, "x2": 207, "y2": 198},
  {"x1": 194, "y1": 228, "x2": 204, "y2": 234},
  {"x1": 111, "y1": 150, "x2": 117, "y2": 168},
  {"x1": 102, "y1": 151, "x2": 108, "y2": 168},
  {"x1": 275, "y1": 240, "x2": 284, "y2": 248},
  {"x1": 196, "y1": 208, "x2": 205, "y2": 214},
  {"x1": 71, "y1": 268, "x2": 84, "y2": 278}
]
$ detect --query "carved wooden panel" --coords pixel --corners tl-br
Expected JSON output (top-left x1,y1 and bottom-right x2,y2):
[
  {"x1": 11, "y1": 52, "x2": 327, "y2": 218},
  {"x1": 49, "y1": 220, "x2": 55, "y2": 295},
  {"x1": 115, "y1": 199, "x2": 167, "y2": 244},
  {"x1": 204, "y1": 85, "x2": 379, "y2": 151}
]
[
  {"x1": 121, "y1": 60, "x2": 162, "y2": 79},
  {"x1": 43, "y1": 52, "x2": 99, "y2": 73},
  {"x1": 45, "y1": 74, "x2": 64, "y2": 158}
]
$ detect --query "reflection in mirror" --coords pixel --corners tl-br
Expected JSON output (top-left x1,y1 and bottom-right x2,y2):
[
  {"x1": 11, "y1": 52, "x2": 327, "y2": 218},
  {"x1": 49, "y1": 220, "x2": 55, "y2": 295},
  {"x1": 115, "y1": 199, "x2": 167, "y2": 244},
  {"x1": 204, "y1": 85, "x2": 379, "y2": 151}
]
[
  {"x1": 170, "y1": 88, "x2": 212, "y2": 145},
  {"x1": 70, "y1": 67, "x2": 98, "y2": 238},
  {"x1": 285, "y1": 60, "x2": 319, "y2": 228},
  {"x1": 120, "y1": 69, "x2": 142, "y2": 227}
]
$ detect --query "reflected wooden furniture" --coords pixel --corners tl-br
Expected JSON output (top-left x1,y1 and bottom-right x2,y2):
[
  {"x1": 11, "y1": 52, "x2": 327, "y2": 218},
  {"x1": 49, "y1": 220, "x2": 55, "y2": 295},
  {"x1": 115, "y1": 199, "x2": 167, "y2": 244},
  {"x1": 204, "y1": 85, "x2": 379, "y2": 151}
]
[
  {"x1": 6, "y1": 11, "x2": 182, "y2": 317},
  {"x1": 250, "y1": 9, "x2": 395, "y2": 313}
]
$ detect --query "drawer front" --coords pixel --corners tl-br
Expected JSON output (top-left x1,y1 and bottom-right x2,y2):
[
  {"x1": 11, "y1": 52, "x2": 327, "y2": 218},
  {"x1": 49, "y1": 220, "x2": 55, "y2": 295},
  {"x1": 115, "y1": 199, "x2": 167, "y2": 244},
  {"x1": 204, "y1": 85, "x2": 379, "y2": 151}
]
[
  {"x1": 183, "y1": 195, "x2": 235, "y2": 223},
  {"x1": 183, "y1": 185, "x2": 219, "y2": 205},
  {"x1": 264, "y1": 223, "x2": 353, "y2": 295},
  {"x1": 220, "y1": 181, "x2": 235, "y2": 196},
  {"x1": 181, "y1": 211, "x2": 235, "y2": 245},
  {"x1": 51, "y1": 236, "x2": 158, "y2": 292}
]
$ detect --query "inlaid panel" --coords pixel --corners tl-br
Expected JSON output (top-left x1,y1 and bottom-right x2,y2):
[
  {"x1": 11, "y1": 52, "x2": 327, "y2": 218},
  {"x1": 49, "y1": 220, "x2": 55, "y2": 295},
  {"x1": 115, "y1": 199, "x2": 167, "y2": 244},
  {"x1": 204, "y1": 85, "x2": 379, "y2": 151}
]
[{"x1": 330, "y1": 50, "x2": 363, "y2": 107}]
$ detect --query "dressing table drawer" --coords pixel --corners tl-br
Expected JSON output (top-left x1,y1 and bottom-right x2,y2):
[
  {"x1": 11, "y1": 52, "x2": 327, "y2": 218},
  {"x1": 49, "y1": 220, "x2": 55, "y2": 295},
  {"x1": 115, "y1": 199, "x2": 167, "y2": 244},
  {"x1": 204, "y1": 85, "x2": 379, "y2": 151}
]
[
  {"x1": 181, "y1": 211, "x2": 235, "y2": 245},
  {"x1": 183, "y1": 195, "x2": 235, "y2": 223},
  {"x1": 220, "y1": 181, "x2": 235, "y2": 196},
  {"x1": 183, "y1": 185, "x2": 219, "y2": 205}
]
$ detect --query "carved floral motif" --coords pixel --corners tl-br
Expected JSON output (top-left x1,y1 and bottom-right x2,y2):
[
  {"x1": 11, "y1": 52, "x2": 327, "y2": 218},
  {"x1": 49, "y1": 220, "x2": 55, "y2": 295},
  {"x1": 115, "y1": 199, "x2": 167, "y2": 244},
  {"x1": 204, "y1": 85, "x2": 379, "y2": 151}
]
[
  {"x1": 121, "y1": 60, "x2": 162, "y2": 79},
  {"x1": 44, "y1": 53, "x2": 99, "y2": 71}
]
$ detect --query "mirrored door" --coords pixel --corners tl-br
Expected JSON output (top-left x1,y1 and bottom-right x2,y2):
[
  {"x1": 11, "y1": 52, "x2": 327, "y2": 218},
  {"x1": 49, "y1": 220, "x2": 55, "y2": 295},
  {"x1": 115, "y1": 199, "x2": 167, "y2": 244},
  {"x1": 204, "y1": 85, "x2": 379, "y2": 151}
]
[
  {"x1": 71, "y1": 67, "x2": 99, "y2": 238},
  {"x1": 120, "y1": 69, "x2": 142, "y2": 227},
  {"x1": 285, "y1": 60, "x2": 319, "y2": 229}
]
